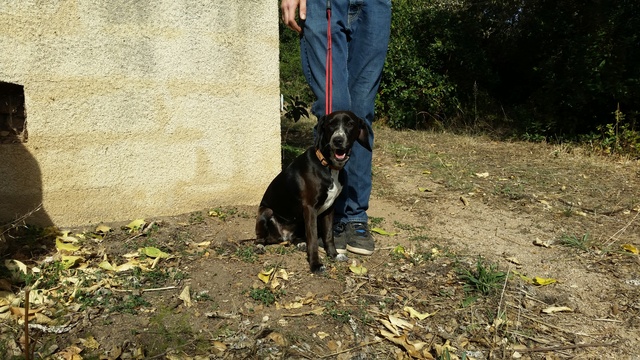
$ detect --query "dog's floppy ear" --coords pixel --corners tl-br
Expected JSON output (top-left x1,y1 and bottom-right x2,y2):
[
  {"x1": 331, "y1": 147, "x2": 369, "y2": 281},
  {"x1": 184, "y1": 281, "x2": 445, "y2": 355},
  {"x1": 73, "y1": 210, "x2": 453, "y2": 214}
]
[
  {"x1": 357, "y1": 117, "x2": 372, "y2": 151},
  {"x1": 315, "y1": 115, "x2": 327, "y2": 149}
]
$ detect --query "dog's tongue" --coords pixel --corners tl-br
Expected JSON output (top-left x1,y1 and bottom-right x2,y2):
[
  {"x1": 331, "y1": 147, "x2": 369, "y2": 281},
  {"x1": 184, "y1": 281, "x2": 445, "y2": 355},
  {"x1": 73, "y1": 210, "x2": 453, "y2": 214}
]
[{"x1": 335, "y1": 152, "x2": 346, "y2": 161}]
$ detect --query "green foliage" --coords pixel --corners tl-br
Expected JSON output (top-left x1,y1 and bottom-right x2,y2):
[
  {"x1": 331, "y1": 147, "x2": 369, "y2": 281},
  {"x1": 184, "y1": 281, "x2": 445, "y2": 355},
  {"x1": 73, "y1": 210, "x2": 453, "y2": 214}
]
[
  {"x1": 369, "y1": 216, "x2": 384, "y2": 228},
  {"x1": 559, "y1": 233, "x2": 592, "y2": 252},
  {"x1": 279, "y1": 22, "x2": 313, "y2": 106},
  {"x1": 283, "y1": 95, "x2": 310, "y2": 122},
  {"x1": 235, "y1": 245, "x2": 258, "y2": 263},
  {"x1": 378, "y1": 0, "x2": 459, "y2": 129},
  {"x1": 277, "y1": 0, "x2": 640, "y2": 140},
  {"x1": 189, "y1": 211, "x2": 204, "y2": 224},
  {"x1": 458, "y1": 258, "x2": 506, "y2": 296},
  {"x1": 594, "y1": 106, "x2": 640, "y2": 157},
  {"x1": 324, "y1": 302, "x2": 352, "y2": 323},
  {"x1": 248, "y1": 288, "x2": 283, "y2": 306}
]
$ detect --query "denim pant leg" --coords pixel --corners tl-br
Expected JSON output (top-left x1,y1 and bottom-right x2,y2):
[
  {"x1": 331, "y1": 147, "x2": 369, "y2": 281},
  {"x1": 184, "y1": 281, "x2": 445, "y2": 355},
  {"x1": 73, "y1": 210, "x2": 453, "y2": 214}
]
[{"x1": 301, "y1": 0, "x2": 391, "y2": 225}]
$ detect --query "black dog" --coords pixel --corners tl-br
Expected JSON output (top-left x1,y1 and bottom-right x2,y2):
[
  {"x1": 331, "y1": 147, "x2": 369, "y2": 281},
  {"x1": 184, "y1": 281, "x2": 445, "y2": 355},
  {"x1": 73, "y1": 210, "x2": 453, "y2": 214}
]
[{"x1": 256, "y1": 111, "x2": 371, "y2": 273}]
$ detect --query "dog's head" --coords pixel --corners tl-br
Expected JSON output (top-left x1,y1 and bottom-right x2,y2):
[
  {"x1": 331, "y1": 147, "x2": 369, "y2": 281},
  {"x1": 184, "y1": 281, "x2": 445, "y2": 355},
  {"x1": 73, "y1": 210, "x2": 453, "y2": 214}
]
[{"x1": 315, "y1": 111, "x2": 371, "y2": 168}]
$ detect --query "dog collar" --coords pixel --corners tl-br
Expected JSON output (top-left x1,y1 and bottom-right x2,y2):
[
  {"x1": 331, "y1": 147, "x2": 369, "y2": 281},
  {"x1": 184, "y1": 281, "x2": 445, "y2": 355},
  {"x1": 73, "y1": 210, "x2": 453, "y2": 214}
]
[{"x1": 315, "y1": 148, "x2": 342, "y2": 170}]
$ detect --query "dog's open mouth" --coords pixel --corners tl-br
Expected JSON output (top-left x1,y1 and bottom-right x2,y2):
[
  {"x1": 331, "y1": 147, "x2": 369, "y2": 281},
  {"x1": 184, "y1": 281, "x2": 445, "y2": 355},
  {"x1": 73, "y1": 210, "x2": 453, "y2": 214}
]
[{"x1": 334, "y1": 149, "x2": 347, "y2": 161}]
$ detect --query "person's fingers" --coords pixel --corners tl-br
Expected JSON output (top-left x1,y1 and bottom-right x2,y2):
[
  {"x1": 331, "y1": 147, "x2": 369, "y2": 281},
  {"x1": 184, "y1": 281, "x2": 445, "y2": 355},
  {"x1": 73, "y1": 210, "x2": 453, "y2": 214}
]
[
  {"x1": 281, "y1": 0, "x2": 303, "y2": 33},
  {"x1": 299, "y1": 0, "x2": 306, "y2": 21}
]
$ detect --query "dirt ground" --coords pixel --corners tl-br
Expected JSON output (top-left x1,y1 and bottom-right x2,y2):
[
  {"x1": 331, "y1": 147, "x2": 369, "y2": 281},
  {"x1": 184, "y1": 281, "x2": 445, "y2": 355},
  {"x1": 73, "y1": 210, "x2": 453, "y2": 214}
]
[{"x1": 1, "y1": 118, "x2": 639, "y2": 360}]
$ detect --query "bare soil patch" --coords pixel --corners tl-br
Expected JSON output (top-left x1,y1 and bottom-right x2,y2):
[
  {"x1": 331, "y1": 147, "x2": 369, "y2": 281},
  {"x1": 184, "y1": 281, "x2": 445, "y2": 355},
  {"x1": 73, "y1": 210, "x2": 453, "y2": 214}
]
[{"x1": 1, "y1": 118, "x2": 639, "y2": 359}]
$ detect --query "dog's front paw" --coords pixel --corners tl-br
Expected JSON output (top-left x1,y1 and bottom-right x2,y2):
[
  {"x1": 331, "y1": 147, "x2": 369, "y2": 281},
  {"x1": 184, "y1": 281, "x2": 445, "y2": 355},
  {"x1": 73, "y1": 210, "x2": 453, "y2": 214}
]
[
  {"x1": 296, "y1": 242, "x2": 307, "y2": 252},
  {"x1": 255, "y1": 244, "x2": 266, "y2": 254},
  {"x1": 335, "y1": 253, "x2": 349, "y2": 262},
  {"x1": 311, "y1": 263, "x2": 326, "y2": 274}
]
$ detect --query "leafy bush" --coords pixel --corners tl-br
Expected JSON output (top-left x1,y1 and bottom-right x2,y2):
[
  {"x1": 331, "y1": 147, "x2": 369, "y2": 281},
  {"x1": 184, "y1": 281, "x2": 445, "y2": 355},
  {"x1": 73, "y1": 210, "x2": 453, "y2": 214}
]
[{"x1": 377, "y1": 0, "x2": 459, "y2": 129}]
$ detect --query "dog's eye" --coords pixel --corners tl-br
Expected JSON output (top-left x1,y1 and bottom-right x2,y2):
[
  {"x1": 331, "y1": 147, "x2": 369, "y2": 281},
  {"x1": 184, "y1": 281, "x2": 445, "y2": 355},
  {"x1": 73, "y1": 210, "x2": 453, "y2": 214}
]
[{"x1": 347, "y1": 120, "x2": 355, "y2": 127}]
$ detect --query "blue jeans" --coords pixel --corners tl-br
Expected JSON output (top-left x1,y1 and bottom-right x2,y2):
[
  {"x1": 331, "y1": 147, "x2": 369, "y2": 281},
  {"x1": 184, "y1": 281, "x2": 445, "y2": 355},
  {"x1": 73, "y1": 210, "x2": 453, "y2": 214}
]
[{"x1": 301, "y1": 0, "x2": 391, "y2": 225}]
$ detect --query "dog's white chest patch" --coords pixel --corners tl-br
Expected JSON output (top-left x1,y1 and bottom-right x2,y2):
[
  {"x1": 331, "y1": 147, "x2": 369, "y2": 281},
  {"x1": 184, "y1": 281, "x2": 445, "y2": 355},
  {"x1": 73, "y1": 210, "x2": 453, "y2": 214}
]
[{"x1": 318, "y1": 170, "x2": 342, "y2": 214}]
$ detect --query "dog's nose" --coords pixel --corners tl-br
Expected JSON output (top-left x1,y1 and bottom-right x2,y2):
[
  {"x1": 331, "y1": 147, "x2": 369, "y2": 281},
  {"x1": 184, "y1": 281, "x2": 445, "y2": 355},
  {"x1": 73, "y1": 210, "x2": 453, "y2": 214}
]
[{"x1": 332, "y1": 137, "x2": 345, "y2": 148}]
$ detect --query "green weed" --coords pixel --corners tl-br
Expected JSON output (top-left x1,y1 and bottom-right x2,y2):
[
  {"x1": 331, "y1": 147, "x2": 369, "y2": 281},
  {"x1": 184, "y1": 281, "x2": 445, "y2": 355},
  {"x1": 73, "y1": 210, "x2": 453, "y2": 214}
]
[
  {"x1": 324, "y1": 303, "x2": 352, "y2": 323},
  {"x1": 458, "y1": 258, "x2": 506, "y2": 296},
  {"x1": 493, "y1": 183, "x2": 526, "y2": 201},
  {"x1": 559, "y1": 233, "x2": 592, "y2": 252},
  {"x1": 111, "y1": 294, "x2": 150, "y2": 314},
  {"x1": 248, "y1": 288, "x2": 283, "y2": 306},
  {"x1": 189, "y1": 211, "x2": 205, "y2": 224},
  {"x1": 235, "y1": 245, "x2": 258, "y2": 263},
  {"x1": 369, "y1": 216, "x2": 385, "y2": 228},
  {"x1": 209, "y1": 207, "x2": 238, "y2": 221}
]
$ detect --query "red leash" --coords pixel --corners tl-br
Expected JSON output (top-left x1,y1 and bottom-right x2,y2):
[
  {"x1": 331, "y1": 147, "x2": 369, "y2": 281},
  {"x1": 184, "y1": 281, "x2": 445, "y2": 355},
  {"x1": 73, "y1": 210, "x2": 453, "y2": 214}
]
[{"x1": 325, "y1": 0, "x2": 333, "y2": 115}]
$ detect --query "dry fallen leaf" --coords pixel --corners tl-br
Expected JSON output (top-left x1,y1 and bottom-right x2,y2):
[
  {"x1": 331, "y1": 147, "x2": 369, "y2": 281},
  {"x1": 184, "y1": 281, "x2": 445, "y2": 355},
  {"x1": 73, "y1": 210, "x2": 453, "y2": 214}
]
[
  {"x1": 56, "y1": 345, "x2": 83, "y2": 360},
  {"x1": 532, "y1": 276, "x2": 557, "y2": 286},
  {"x1": 5, "y1": 260, "x2": 28, "y2": 281},
  {"x1": 542, "y1": 306, "x2": 573, "y2": 314},
  {"x1": 533, "y1": 238, "x2": 553, "y2": 248},
  {"x1": 460, "y1": 196, "x2": 469, "y2": 206},
  {"x1": 434, "y1": 340, "x2": 458, "y2": 359},
  {"x1": 139, "y1": 246, "x2": 170, "y2": 259},
  {"x1": 505, "y1": 256, "x2": 521, "y2": 265},
  {"x1": 258, "y1": 269, "x2": 274, "y2": 284},
  {"x1": 61, "y1": 255, "x2": 84, "y2": 269},
  {"x1": 349, "y1": 263, "x2": 368, "y2": 275},
  {"x1": 78, "y1": 336, "x2": 100, "y2": 350},
  {"x1": 622, "y1": 244, "x2": 639, "y2": 255},
  {"x1": 212, "y1": 341, "x2": 227, "y2": 355},
  {"x1": 380, "y1": 330, "x2": 433, "y2": 359},
  {"x1": 267, "y1": 331, "x2": 287, "y2": 346},
  {"x1": 389, "y1": 314, "x2": 414, "y2": 330},
  {"x1": 125, "y1": 219, "x2": 146, "y2": 232},
  {"x1": 55, "y1": 238, "x2": 81, "y2": 253},
  {"x1": 404, "y1": 306, "x2": 436, "y2": 320},
  {"x1": 95, "y1": 224, "x2": 111, "y2": 234},
  {"x1": 179, "y1": 286, "x2": 192, "y2": 307}
]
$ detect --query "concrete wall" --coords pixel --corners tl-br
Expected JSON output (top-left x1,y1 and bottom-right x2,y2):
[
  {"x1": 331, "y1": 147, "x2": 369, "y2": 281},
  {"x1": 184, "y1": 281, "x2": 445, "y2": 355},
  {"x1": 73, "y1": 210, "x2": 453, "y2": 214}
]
[{"x1": 0, "y1": 1, "x2": 281, "y2": 226}]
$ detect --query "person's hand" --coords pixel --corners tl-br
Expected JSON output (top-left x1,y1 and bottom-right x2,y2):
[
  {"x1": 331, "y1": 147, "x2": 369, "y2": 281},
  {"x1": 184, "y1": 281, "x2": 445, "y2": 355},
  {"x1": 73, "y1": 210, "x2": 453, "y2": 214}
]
[{"x1": 281, "y1": 0, "x2": 306, "y2": 33}]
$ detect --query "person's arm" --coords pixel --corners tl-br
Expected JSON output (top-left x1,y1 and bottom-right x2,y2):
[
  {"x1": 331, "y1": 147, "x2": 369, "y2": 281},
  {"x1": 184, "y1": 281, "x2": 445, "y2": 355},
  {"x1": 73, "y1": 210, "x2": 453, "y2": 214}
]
[{"x1": 281, "y1": 0, "x2": 306, "y2": 33}]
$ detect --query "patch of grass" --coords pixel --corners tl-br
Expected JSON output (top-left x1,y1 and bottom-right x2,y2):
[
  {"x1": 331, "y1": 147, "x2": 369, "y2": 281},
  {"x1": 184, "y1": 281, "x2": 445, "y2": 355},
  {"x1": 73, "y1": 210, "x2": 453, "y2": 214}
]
[
  {"x1": 235, "y1": 245, "x2": 258, "y2": 263},
  {"x1": 369, "y1": 216, "x2": 384, "y2": 228},
  {"x1": 271, "y1": 245, "x2": 297, "y2": 255},
  {"x1": 111, "y1": 294, "x2": 151, "y2": 314},
  {"x1": 354, "y1": 299, "x2": 375, "y2": 325},
  {"x1": 558, "y1": 233, "x2": 592, "y2": 252},
  {"x1": 189, "y1": 211, "x2": 205, "y2": 224},
  {"x1": 28, "y1": 260, "x2": 64, "y2": 288},
  {"x1": 457, "y1": 258, "x2": 506, "y2": 296},
  {"x1": 324, "y1": 302, "x2": 352, "y2": 323},
  {"x1": 391, "y1": 243, "x2": 434, "y2": 265},
  {"x1": 409, "y1": 234, "x2": 430, "y2": 242},
  {"x1": 377, "y1": 297, "x2": 396, "y2": 311},
  {"x1": 248, "y1": 288, "x2": 284, "y2": 306},
  {"x1": 209, "y1": 207, "x2": 238, "y2": 221},
  {"x1": 493, "y1": 183, "x2": 526, "y2": 201},
  {"x1": 77, "y1": 289, "x2": 113, "y2": 310},
  {"x1": 132, "y1": 267, "x2": 188, "y2": 288},
  {"x1": 146, "y1": 307, "x2": 200, "y2": 356},
  {"x1": 393, "y1": 221, "x2": 419, "y2": 231}
]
